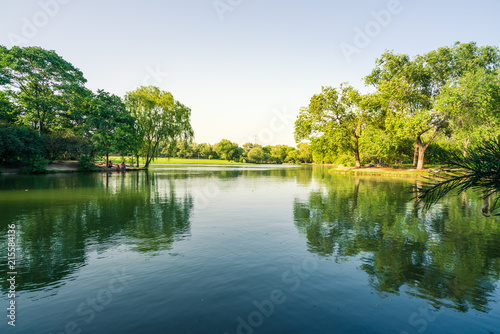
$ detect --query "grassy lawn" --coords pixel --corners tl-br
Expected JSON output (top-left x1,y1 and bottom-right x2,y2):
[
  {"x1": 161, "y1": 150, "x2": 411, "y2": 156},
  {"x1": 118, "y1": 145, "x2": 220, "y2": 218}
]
[
  {"x1": 102, "y1": 156, "x2": 251, "y2": 165},
  {"x1": 328, "y1": 164, "x2": 451, "y2": 177}
]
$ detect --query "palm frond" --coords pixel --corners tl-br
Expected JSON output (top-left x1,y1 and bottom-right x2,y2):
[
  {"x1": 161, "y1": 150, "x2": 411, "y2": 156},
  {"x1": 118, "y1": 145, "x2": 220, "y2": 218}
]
[{"x1": 415, "y1": 138, "x2": 500, "y2": 213}]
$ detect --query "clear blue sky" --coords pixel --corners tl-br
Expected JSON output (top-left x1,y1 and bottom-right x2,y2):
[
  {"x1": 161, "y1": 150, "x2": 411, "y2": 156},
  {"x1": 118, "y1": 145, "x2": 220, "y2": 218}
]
[{"x1": 1, "y1": 0, "x2": 499, "y2": 146}]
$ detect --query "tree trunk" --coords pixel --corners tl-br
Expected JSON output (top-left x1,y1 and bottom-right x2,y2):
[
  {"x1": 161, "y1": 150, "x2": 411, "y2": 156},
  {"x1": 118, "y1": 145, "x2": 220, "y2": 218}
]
[
  {"x1": 417, "y1": 148, "x2": 426, "y2": 169},
  {"x1": 416, "y1": 125, "x2": 443, "y2": 170},
  {"x1": 352, "y1": 177, "x2": 360, "y2": 212},
  {"x1": 416, "y1": 136, "x2": 426, "y2": 170},
  {"x1": 144, "y1": 153, "x2": 150, "y2": 168},
  {"x1": 413, "y1": 143, "x2": 419, "y2": 167},
  {"x1": 354, "y1": 135, "x2": 361, "y2": 168},
  {"x1": 136, "y1": 154, "x2": 139, "y2": 167},
  {"x1": 106, "y1": 153, "x2": 109, "y2": 167}
]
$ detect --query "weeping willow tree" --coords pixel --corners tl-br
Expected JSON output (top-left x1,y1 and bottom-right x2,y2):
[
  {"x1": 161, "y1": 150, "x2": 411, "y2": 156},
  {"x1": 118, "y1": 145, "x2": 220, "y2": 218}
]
[
  {"x1": 125, "y1": 86, "x2": 194, "y2": 168},
  {"x1": 416, "y1": 138, "x2": 500, "y2": 216}
]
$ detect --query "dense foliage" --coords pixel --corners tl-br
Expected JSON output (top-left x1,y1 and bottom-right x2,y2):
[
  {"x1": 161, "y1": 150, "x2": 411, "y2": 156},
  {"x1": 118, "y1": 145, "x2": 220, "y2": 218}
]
[
  {"x1": 1, "y1": 42, "x2": 498, "y2": 172},
  {"x1": 296, "y1": 42, "x2": 500, "y2": 169},
  {"x1": 155, "y1": 139, "x2": 312, "y2": 164},
  {"x1": 0, "y1": 46, "x2": 196, "y2": 172}
]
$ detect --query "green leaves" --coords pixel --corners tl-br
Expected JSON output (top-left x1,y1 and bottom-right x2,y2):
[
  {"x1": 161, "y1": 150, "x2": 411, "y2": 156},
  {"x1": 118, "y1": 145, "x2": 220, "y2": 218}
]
[
  {"x1": 364, "y1": 42, "x2": 500, "y2": 169},
  {"x1": 83, "y1": 90, "x2": 135, "y2": 162},
  {"x1": 435, "y1": 69, "x2": 500, "y2": 149},
  {"x1": 125, "y1": 86, "x2": 194, "y2": 167},
  {"x1": 215, "y1": 139, "x2": 241, "y2": 161},
  {"x1": 0, "y1": 45, "x2": 87, "y2": 133},
  {"x1": 295, "y1": 84, "x2": 366, "y2": 165}
]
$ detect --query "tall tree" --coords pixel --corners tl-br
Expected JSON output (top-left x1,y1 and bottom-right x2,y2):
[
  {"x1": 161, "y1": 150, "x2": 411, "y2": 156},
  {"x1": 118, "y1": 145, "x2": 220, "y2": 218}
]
[
  {"x1": 85, "y1": 90, "x2": 136, "y2": 166},
  {"x1": 365, "y1": 52, "x2": 435, "y2": 169},
  {"x1": 125, "y1": 86, "x2": 194, "y2": 168},
  {"x1": 366, "y1": 42, "x2": 500, "y2": 169},
  {"x1": 295, "y1": 84, "x2": 366, "y2": 168},
  {"x1": 0, "y1": 46, "x2": 87, "y2": 133}
]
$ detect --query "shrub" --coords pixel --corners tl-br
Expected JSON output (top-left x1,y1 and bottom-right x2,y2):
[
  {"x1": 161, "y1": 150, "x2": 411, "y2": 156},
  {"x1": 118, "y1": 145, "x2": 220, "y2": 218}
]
[
  {"x1": 44, "y1": 132, "x2": 93, "y2": 160},
  {"x1": 22, "y1": 155, "x2": 47, "y2": 174},
  {"x1": 0, "y1": 123, "x2": 46, "y2": 170},
  {"x1": 78, "y1": 154, "x2": 96, "y2": 171}
]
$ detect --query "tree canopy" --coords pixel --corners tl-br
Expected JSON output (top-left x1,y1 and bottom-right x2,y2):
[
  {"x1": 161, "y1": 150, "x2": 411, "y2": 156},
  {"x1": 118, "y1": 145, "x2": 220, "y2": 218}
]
[
  {"x1": 125, "y1": 86, "x2": 194, "y2": 168},
  {"x1": 364, "y1": 42, "x2": 500, "y2": 169},
  {"x1": 295, "y1": 84, "x2": 366, "y2": 167},
  {"x1": 295, "y1": 42, "x2": 500, "y2": 169},
  {"x1": 84, "y1": 90, "x2": 136, "y2": 166},
  {"x1": 0, "y1": 46, "x2": 87, "y2": 133}
]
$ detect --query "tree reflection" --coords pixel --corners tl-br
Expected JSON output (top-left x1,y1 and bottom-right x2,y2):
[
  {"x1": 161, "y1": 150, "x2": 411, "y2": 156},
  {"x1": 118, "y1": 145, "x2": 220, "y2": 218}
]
[
  {"x1": 293, "y1": 174, "x2": 500, "y2": 312},
  {"x1": 0, "y1": 172, "x2": 193, "y2": 292}
]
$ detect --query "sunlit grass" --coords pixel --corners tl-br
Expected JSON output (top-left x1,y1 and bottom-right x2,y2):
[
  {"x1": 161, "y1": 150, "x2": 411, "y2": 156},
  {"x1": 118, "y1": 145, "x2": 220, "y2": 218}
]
[{"x1": 328, "y1": 164, "x2": 449, "y2": 177}]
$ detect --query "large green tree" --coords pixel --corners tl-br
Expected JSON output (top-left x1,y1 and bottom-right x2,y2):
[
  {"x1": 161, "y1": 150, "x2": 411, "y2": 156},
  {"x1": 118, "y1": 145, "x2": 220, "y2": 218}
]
[
  {"x1": 295, "y1": 84, "x2": 366, "y2": 168},
  {"x1": 248, "y1": 146, "x2": 264, "y2": 163},
  {"x1": 125, "y1": 86, "x2": 194, "y2": 168},
  {"x1": 366, "y1": 42, "x2": 500, "y2": 169},
  {"x1": 0, "y1": 46, "x2": 87, "y2": 133},
  {"x1": 85, "y1": 90, "x2": 136, "y2": 166},
  {"x1": 215, "y1": 139, "x2": 241, "y2": 161}
]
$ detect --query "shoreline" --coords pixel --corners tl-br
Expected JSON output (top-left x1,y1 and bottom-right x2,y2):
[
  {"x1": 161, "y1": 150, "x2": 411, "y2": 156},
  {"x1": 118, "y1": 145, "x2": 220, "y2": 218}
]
[
  {"x1": 0, "y1": 161, "x2": 147, "y2": 175},
  {"x1": 328, "y1": 166, "x2": 448, "y2": 178},
  {"x1": 1, "y1": 161, "x2": 448, "y2": 177}
]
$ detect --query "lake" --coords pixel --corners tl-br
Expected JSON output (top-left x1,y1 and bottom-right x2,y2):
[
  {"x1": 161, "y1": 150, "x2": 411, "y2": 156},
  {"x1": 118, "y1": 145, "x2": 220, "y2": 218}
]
[{"x1": 1, "y1": 165, "x2": 500, "y2": 334}]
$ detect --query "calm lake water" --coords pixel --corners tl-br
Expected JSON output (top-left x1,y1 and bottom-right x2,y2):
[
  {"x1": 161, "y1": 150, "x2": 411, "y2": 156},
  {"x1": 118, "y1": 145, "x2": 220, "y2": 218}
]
[{"x1": 1, "y1": 165, "x2": 500, "y2": 334}]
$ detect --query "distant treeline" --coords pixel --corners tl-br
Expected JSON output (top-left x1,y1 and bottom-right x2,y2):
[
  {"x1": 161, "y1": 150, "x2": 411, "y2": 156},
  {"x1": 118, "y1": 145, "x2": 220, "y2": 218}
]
[{"x1": 157, "y1": 140, "x2": 312, "y2": 164}]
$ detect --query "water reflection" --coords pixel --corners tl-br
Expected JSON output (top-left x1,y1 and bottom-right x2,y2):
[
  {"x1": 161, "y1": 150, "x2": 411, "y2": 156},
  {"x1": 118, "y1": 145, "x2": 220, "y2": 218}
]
[
  {"x1": 2, "y1": 164, "x2": 500, "y2": 323},
  {"x1": 0, "y1": 172, "x2": 193, "y2": 292},
  {"x1": 293, "y1": 174, "x2": 500, "y2": 313}
]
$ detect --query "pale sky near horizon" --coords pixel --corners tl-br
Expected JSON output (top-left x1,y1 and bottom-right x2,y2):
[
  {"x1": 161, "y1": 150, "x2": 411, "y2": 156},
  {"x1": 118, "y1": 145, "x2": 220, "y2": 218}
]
[{"x1": 1, "y1": 0, "x2": 499, "y2": 147}]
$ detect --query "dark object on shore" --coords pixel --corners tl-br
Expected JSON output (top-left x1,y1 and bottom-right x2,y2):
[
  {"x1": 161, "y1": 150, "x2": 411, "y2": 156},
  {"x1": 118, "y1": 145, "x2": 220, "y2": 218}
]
[
  {"x1": 107, "y1": 161, "x2": 113, "y2": 168},
  {"x1": 121, "y1": 162, "x2": 126, "y2": 170}
]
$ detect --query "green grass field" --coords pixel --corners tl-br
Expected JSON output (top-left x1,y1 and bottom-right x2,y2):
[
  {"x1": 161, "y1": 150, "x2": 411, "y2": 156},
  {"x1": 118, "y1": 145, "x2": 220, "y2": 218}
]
[
  {"x1": 103, "y1": 156, "x2": 251, "y2": 165},
  {"x1": 328, "y1": 164, "x2": 450, "y2": 177}
]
